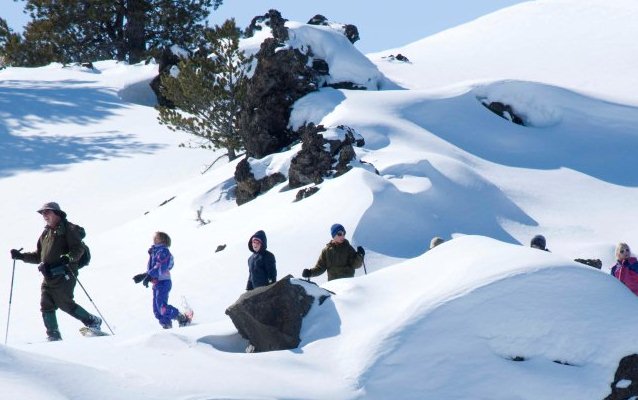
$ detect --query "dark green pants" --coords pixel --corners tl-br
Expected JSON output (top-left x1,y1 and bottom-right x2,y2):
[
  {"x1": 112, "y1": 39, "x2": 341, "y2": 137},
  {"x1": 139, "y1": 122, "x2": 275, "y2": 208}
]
[
  {"x1": 40, "y1": 276, "x2": 92, "y2": 334},
  {"x1": 40, "y1": 275, "x2": 79, "y2": 314}
]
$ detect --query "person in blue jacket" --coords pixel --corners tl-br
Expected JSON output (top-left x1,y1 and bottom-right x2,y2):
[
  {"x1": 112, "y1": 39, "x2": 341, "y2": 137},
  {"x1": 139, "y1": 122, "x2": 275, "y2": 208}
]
[
  {"x1": 133, "y1": 232, "x2": 191, "y2": 328},
  {"x1": 246, "y1": 230, "x2": 277, "y2": 290}
]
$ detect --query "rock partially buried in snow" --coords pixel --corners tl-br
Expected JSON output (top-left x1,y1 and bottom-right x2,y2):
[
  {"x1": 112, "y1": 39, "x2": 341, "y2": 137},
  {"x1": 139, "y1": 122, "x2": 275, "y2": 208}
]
[
  {"x1": 605, "y1": 354, "x2": 638, "y2": 400},
  {"x1": 225, "y1": 274, "x2": 331, "y2": 352}
]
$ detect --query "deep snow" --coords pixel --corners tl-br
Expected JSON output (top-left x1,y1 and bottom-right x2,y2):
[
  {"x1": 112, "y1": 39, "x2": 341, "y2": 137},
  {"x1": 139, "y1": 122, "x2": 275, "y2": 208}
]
[{"x1": 1, "y1": 0, "x2": 637, "y2": 399}]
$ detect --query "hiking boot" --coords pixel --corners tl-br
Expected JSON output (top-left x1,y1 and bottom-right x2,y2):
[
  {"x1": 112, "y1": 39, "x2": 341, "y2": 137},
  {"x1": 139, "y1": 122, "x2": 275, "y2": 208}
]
[
  {"x1": 47, "y1": 330, "x2": 62, "y2": 342},
  {"x1": 176, "y1": 312, "x2": 191, "y2": 327},
  {"x1": 85, "y1": 315, "x2": 102, "y2": 330},
  {"x1": 161, "y1": 321, "x2": 172, "y2": 329}
]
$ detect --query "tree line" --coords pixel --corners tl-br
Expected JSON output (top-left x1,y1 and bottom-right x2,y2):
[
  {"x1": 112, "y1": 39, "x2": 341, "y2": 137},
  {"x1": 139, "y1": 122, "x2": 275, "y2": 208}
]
[
  {"x1": 1, "y1": 0, "x2": 222, "y2": 66},
  {"x1": 1, "y1": 0, "x2": 248, "y2": 162}
]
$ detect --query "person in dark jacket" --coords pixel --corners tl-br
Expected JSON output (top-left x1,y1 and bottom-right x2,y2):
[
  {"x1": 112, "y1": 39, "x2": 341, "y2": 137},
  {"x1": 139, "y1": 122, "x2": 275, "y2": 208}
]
[
  {"x1": 10, "y1": 202, "x2": 102, "y2": 341},
  {"x1": 302, "y1": 223, "x2": 364, "y2": 281},
  {"x1": 610, "y1": 242, "x2": 638, "y2": 296},
  {"x1": 246, "y1": 230, "x2": 277, "y2": 290}
]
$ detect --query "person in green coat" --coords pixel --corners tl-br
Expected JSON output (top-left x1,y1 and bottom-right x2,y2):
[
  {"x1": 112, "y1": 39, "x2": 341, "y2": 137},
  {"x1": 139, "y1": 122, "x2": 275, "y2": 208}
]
[
  {"x1": 302, "y1": 223, "x2": 365, "y2": 281},
  {"x1": 10, "y1": 202, "x2": 102, "y2": 341}
]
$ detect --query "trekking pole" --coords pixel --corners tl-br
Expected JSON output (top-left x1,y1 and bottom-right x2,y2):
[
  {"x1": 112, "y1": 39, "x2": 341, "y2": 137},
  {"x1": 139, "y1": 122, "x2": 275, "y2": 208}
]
[
  {"x1": 5, "y1": 248, "x2": 22, "y2": 345},
  {"x1": 68, "y1": 270, "x2": 115, "y2": 335}
]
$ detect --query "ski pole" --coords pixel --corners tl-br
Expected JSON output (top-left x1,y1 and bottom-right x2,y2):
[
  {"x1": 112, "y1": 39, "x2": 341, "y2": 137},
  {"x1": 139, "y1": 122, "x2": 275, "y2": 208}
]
[
  {"x1": 5, "y1": 248, "x2": 22, "y2": 345},
  {"x1": 362, "y1": 258, "x2": 368, "y2": 275},
  {"x1": 68, "y1": 269, "x2": 115, "y2": 335}
]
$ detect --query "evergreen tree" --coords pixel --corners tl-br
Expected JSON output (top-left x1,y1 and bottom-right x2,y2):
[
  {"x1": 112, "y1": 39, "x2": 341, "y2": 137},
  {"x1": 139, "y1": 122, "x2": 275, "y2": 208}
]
[
  {"x1": 157, "y1": 19, "x2": 249, "y2": 161},
  {"x1": 0, "y1": 18, "x2": 28, "y2": 67},
  {"x1": 15, "y1": 0, "x2": 222, "y2": 65}
]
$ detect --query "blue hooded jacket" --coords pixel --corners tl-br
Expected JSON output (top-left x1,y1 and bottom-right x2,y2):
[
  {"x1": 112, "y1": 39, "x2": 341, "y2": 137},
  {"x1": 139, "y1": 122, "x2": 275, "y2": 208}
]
[
  {"x1": 147, "y1": 244, "x2": 174, "y2": 282},
  {"x1": 246, "y1": 230, "x2": 277, "y2": 290}
]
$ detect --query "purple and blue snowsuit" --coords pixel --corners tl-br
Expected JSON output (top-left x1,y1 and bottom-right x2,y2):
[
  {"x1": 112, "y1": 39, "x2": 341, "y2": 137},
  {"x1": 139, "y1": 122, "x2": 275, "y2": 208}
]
[{"x1": 147, "y1": 244, "x2": 180, "y2": 326}]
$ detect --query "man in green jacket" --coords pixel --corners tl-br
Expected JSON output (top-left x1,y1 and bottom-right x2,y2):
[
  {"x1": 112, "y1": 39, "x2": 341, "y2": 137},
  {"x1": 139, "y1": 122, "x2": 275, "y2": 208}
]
[
  {"x1": 302, "y1": 223, "x2": 365, "y2": 281},
  {"x1": 10, "y1": 202, "x2": 102, "y2": 341}
]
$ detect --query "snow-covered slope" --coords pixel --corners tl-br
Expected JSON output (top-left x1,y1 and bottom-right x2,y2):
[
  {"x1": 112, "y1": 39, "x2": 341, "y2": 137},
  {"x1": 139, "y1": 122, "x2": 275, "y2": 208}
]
[
  {"x1": 1, "y1": 0, "x2": 638, "y2": 398},
  {"x1": 369, "y1": 0, "x2": 638, "y2": 105}
]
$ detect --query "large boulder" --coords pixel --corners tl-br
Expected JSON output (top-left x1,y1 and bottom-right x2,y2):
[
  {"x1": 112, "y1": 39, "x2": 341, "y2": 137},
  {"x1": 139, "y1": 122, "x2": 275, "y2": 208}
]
[
  {"x1": 605, "y1": 354, "x2": 638, "y2": 400},
  {"x1": 225, "y1": 275, "x2": 331, "y2": 352}
]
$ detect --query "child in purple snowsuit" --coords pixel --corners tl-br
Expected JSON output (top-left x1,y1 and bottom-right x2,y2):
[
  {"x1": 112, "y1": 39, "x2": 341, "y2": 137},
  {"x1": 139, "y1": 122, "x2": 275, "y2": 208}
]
[{"x1": 143, "y1": 232, "x2": 189, "y2": 329}]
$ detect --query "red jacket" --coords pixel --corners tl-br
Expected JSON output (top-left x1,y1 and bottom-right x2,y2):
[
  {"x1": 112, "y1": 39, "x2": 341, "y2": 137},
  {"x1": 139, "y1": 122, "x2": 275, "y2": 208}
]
[{"x1": 611, "y1": 257, "x2": 638, "y2": 296}]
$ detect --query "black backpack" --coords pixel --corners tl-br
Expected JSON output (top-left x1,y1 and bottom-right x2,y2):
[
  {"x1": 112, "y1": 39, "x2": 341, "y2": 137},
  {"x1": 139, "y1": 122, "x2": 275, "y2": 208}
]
[{"x1": 67, "y1": 221, "x2": 91, "y2": 269}]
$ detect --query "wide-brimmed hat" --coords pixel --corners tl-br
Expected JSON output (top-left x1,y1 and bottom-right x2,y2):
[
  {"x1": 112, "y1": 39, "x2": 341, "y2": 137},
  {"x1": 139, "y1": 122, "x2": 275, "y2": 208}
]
[{"x1": 37, "y1": 202, "x2": 67, "y2": 219}]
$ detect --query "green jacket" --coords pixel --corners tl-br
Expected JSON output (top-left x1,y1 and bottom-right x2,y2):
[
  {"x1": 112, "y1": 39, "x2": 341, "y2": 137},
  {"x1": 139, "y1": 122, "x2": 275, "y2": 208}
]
[
  {"x1": 22, "y1": 219, "x2": 85, "y2": 273},
  {"x1": 309, "y1": 238, "x2": 363, "y2": 281}
]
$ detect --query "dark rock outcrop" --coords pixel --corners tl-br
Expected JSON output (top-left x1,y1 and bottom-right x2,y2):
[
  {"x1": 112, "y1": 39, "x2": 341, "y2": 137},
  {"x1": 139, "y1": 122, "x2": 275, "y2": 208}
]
[
  {"x1": 238, "y1": 10, "x2": 319, "y2": 160},
  {"x1": 574, "y1": 258, "x2": 602, "y2": 269},
  {"x1": 149, "y1": 46, "x2": 190, "y2": 108},
  {"x1": 237, "y1": 9, "x2": 368, "y2": 161},
  {"x1": 225, "y1": 274, "x2": 330, "y2": 352},
  {"x1": 604, "y1": 354, "x2": 638, "y2": 400},
  {"x1": 288, "y1": 124, "x2": 365, "y2": 189},
  {"x1": 307, "y1": 14, "x2": 360, "y2": 44},
  {"x1": 234, "y1": 158, "x2": 286, "y2": 205},
  {"x1": 481, "y1": 101, "x2": 525, "y2": 126},
  {"x1": 236, "y1": 10, "x2": 366, "y2": 205},
  {"x1": 383, "y1": 53, "x2": 411, "y2": 63},
  {"x1": 245, "y1": 9, "x2": 289, "y2": 41},
  {"x1": 294, "y1": 186, "x2": 320, "y2": 202}
]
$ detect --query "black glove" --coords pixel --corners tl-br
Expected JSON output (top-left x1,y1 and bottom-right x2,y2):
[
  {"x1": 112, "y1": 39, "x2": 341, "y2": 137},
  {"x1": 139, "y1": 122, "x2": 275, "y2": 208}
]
[
  {"x1": 133, "y1": 272, "x2": 148, "y2": 284},
  {"x1": 302, "y1": 268, "x2": 312, "y2": 278},
  {"x1": 142, "y1": 274, "x2": 151, "y2": 288},
  {"x1": 10, "y1": 249, "x2": 23, "y2": 260},
  {"x1": 357, "y1": 246, "x2": 365, "y2": 257},
  {"x1": 59, "y1": 254, "x2": 70, "y2": 265}
]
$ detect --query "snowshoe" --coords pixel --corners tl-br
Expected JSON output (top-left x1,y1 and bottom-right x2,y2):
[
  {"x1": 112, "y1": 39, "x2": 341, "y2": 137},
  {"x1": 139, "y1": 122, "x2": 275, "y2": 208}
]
[
  {"x1": 177, "y1": 309, "x2": 193, "y2": 327},
  {"x1": 79, "y1": 326, "x2": 110, "y2": 337},
  {"x1": 178, "y1": 296, "x2": 194, "y2": 327}
]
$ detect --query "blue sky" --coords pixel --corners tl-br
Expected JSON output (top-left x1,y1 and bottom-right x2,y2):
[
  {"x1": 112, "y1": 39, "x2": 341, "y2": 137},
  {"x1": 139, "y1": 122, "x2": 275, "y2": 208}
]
[{"x1": 2, "y1": 0, "x2": 529, "y2": 53}]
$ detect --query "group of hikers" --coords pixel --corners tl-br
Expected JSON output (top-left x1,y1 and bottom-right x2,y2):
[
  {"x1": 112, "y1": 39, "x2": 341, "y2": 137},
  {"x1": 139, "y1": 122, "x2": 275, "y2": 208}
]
[
  {"x1": 7, "y1": 201, "x2": 637, "y2": 342},
  {"x1": 525, "y1": 234, "x2": 638, "y2": 297},
  {"x1": 7, "y1": 202, "x2": 366, "y2": 341}
]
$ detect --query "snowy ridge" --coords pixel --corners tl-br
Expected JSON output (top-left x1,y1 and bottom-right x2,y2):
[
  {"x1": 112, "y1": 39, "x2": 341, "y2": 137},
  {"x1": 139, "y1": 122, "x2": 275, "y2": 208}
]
[{"x1": 369, "y1": 0, "x2": 638, "y2": 105}]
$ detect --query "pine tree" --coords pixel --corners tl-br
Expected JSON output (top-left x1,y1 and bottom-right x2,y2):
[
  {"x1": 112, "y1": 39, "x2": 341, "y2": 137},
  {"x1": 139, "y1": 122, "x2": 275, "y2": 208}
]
[
  {"x1": 15, "y1": 0, "x2": 222, "y2": 65},
  {"x1": 0, "y1": 18, "x2": 29, "y2": 67},
  {"x1": 157, "y1": 19, "x2": 249, "y2": 162}
]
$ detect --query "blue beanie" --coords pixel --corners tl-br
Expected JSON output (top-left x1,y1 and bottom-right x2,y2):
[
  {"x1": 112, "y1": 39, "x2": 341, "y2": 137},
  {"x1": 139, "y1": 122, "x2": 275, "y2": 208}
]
[{"x1": 330, "y1": 223, "x2": 345, "y2": 238}]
